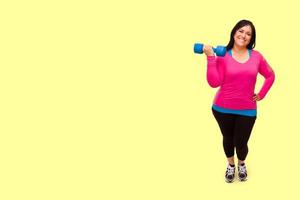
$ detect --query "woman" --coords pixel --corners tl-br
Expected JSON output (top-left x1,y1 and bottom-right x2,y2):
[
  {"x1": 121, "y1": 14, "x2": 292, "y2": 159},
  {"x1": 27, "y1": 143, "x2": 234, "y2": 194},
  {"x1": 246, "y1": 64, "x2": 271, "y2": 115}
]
[{"x1": 203, "y1": 19, "x2": 275, "y2": 183}]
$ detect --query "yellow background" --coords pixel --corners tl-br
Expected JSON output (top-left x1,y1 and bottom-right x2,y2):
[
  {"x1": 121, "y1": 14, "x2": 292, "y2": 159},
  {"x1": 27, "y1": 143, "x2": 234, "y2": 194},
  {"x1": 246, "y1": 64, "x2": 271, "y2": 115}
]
[{"x1": 0, "y1": 0, "x2": 299, "y2": 199}]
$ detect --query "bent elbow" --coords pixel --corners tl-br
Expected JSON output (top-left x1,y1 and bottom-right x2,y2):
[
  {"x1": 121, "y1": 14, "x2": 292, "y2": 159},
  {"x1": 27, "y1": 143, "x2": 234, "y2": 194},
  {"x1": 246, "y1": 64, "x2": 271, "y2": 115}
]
[
  {"x1": 208, "y1": 81, "x2": 220, "y2": 88},
  {"x1": 206, "y1": 76, "x2": 221, "y2": 88},
  {"x1": 269, "y1": 67, "x2": 275, "y2": 81},
  {"x1": 269, "y1": 71, "x2": 275, "y2": 83}
]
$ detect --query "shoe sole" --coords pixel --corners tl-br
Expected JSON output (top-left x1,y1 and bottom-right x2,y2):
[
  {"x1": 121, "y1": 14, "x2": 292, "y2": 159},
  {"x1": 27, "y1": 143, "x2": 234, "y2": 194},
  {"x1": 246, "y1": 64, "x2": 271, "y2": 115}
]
[
  {"x1": 238, "y1": 177, "x2": 247, "y2": 181},
  {"x1": 225, "y1": 177, "x2": 235, "y2": 183}
]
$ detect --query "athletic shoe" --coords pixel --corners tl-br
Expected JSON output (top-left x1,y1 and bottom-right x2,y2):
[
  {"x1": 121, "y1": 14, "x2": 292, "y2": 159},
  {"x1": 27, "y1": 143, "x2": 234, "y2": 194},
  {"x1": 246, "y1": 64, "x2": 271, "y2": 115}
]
[
  {"x1": 225, "y1": 164, "x2": 235, "y2": 183},
  {"x1": 238, "y1": 163, "x2": 247, "y2": 181}
]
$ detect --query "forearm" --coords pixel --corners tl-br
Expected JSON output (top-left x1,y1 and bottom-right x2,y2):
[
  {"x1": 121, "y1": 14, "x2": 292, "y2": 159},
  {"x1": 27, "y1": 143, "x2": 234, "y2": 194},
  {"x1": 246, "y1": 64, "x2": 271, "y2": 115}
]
[{"x1": 206, "y1": 56, "x2": 221, "y2": 88}]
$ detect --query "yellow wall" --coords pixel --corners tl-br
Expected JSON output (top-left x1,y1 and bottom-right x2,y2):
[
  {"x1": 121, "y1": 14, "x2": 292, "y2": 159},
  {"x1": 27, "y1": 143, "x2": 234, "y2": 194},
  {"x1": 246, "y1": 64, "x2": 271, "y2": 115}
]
[{"x1": 0, "y1": 0, "x2": 299, "y2": 199}]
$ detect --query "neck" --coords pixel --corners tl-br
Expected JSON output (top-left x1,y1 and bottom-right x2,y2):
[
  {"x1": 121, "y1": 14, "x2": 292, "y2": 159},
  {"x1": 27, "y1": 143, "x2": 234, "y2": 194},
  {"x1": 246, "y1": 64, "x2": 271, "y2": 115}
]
[{"x1": 232, "y1": 45, "x2": 248, "y2": 54}]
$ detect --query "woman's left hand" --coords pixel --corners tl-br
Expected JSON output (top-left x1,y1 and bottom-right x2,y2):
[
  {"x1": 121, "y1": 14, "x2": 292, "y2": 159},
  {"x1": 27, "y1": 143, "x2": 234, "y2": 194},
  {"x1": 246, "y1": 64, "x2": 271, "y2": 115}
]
[{"x1": 253, "y1": 94, "x2": 261, "y2": 101}]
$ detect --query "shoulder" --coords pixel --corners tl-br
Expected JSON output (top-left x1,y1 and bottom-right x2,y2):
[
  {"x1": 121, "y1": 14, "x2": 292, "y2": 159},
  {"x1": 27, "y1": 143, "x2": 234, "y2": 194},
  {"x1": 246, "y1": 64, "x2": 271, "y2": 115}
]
[
  {"x1": 251, "y1": 49, "x2": 265, "y2": 60},
  {"x1": 252, "y1": 50, "x2": 274, "y2": 72}
]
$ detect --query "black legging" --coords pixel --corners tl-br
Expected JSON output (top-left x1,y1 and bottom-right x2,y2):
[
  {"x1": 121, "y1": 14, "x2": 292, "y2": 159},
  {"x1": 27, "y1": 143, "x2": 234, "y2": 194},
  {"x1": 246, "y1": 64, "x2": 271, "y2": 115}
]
[{"x1": 212, "y1": 108, "x2": 257, "y2": 161}]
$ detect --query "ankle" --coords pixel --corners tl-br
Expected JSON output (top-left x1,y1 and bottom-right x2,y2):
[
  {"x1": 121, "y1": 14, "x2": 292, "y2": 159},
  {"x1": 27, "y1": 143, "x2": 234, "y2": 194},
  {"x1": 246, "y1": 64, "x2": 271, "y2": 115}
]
[
  {"x1": 229, "y1": 163, "x2": 235, "y2": 167},
  {"x1": 238, "y1": 160, "x2": 245, "y2": 166}
]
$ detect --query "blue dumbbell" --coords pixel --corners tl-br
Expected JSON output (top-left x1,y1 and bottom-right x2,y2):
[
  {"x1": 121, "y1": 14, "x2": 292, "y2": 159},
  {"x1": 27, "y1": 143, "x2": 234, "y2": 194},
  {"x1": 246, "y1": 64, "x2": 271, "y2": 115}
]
[{"x1": 194, "y1": 43, "x2": 226, "y2": 57}]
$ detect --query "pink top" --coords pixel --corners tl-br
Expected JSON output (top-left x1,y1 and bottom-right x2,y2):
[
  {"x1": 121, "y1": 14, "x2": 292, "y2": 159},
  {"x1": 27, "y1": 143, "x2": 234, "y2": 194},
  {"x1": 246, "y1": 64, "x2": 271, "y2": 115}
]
[{"x1": 206, "y1": 50, "x2": 275, "y2": 109}]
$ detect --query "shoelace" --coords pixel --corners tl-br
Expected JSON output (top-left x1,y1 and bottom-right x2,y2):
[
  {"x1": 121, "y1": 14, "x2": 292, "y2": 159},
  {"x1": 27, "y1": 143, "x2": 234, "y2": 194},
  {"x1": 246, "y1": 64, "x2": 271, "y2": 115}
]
[
  {"x1": 239, "y1": 165, "x2": 247, "y2": 174},
  {"x1": 226, "y1": 166, "x2": 235, "y2": 175}
]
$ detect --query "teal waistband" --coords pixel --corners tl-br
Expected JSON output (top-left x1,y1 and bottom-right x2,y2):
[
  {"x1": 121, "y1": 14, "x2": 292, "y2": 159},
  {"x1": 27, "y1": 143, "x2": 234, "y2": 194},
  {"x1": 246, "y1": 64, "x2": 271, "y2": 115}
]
[{"x1": 212, "y1": 104, "x2": 257, "y2": 117}]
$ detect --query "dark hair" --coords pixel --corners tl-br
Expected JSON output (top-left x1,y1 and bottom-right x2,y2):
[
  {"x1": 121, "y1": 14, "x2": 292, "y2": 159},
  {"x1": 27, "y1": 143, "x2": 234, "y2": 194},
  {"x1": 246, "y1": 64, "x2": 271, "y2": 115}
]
[{"x1": 226, "y1": 19, "x2": 256, "y2": 51}]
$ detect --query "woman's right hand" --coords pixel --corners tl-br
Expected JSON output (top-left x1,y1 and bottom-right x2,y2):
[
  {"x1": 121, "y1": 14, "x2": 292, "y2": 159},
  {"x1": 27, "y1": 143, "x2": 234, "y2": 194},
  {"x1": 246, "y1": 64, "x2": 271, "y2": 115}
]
[{"x1": 203, "y1": 45, "x2": 215, "y2": 56}]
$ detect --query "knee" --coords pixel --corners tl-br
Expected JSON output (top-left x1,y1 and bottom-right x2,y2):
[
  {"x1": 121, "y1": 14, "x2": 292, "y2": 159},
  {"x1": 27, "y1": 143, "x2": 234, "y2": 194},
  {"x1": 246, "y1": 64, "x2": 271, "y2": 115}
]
[{"x1": 223, "y1": 137, "x2": 234, "y2": 145}]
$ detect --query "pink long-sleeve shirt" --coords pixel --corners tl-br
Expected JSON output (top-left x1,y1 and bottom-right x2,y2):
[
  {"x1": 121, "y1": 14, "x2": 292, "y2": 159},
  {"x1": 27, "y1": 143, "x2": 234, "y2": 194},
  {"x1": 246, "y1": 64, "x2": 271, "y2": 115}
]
[{"x1": 207, "y1": 50, "x2": 275, "y2": 110}]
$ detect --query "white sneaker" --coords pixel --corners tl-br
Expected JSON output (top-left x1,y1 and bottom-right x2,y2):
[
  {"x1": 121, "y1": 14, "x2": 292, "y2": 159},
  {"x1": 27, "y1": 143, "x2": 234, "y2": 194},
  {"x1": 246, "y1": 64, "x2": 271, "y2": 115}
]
[
  {"x1": 238, "y1": 163, "x2": 247, "y2": 181},
  {"x1": 225, "y1": 165, "x2": 235, "y2": 183}
]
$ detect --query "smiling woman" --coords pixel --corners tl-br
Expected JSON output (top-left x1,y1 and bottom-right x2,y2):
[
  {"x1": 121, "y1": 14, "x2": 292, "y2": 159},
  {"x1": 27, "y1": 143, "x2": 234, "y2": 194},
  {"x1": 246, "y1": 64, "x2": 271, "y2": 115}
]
[
  {"x1": 201, "y1": 19, "x2": 275, "y2": 183},
  {"x1": 231, "y1": 26, "x2": 253, "y2": 63}
]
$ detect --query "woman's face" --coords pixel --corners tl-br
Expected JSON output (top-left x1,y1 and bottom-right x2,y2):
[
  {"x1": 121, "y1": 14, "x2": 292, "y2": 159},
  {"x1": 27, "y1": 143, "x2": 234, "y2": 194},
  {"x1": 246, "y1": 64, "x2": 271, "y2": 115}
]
[{"x1": 234, "y1": 25, "x2": 252, "y2": 48}]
